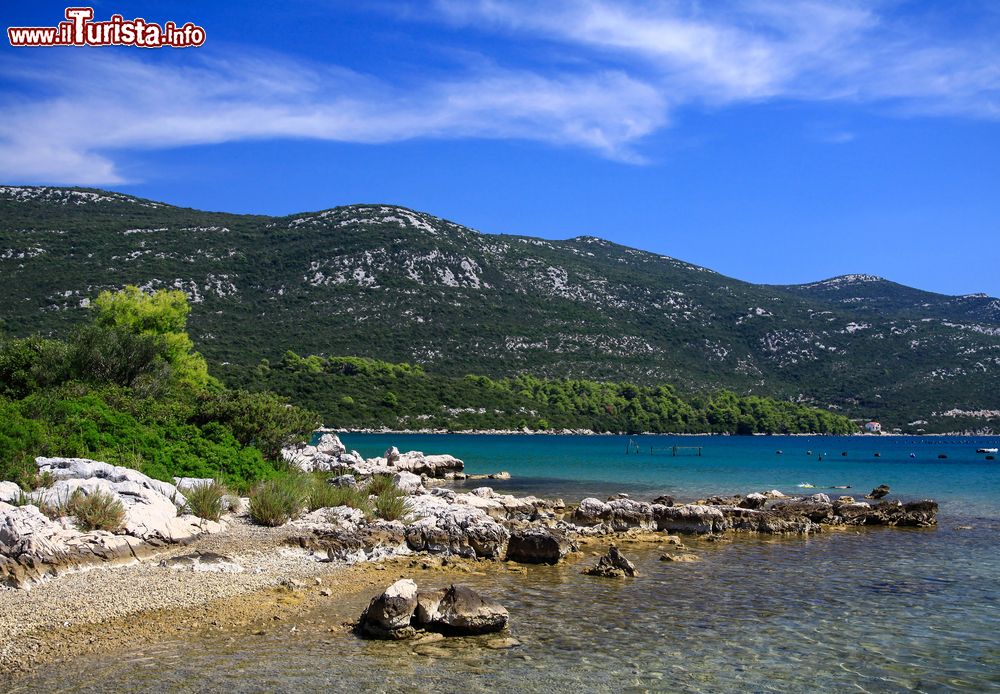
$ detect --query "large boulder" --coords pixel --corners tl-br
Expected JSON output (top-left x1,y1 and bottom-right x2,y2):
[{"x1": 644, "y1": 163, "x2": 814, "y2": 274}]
[
  {"x1": 739, "y1": 493, "x2": 768, "y2": 510},
  {"x1": 768, "y1": 499, "x2": 835, "y2": 524},
  {"x1": 836, "y1": 500, "x2": 938, "y2": 527},
  {"x1": 404, "y1": 497, "x2": 510, "y2": 559},
  {"x1": 506, "y1": 527, "x2": 576, "y2": 564},
  {"x1": 357, "y1": 578, "x2": 420, "y2": 639},
  {"x1": 36, "y1": 457, "x2": 183, "y2": 505},
  {"x1": 584, "y1": 545, "x2": 639, "y2": 578},
  {"x1": 291, "y1": 513, "x2": 410, "y2": 564},
  {"x1": 415, "y1": 584, "x2": 509, "y2": 635},
  {"x1": 281, "y1": 434, "x2": 363, "y2": 473},
  {"x1": 316, "y1": 433, "x2": 347, "y2": 456},
  {"x1": 30, "y1": 476, "x2": 214, "y2": 544}
]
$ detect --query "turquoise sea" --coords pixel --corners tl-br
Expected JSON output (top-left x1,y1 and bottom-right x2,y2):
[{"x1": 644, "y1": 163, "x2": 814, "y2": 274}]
[{"x1": 15, "y1": 435, "x2": 1000, "y2": 692}]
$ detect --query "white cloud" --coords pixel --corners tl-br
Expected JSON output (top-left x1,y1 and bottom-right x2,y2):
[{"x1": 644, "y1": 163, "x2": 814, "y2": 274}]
[
  {"x1": 0, "y1": 51, "x2": 666, "y2": 183},
  {"x1": 433, "y1": 0, "x2": 1000, "y2": 113}
]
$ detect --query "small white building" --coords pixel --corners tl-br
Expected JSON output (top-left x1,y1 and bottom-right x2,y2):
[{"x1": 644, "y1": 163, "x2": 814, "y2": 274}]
[{"x1": 864, "y1": 421, "x2": 882, "y2": 434}]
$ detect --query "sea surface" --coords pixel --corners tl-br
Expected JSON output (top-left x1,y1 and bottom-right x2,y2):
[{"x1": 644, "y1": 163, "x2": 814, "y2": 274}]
[{"x1": 15, "y1": 435, "x2": 1000, "y2": 693}]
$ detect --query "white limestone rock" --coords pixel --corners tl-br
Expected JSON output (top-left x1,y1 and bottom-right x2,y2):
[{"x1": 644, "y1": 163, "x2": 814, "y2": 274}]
[
  {"x1": 36, "y1": 457, "x2": 185, "y2": 506},
  {"x1": 392, "y1": 471, "x2": 423, "y2": 495},
  {"x1": 0, "y1": 481, "x2": 22, "y2": 504}
]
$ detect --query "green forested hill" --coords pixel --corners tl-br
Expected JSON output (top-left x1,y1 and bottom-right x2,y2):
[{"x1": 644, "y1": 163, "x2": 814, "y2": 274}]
[
  {"x1": 2, "y1": 185, "x2": 999, "y2": 433},
  {"x1": 221, "y1": 353, "x2": 856, "y2": 435}
]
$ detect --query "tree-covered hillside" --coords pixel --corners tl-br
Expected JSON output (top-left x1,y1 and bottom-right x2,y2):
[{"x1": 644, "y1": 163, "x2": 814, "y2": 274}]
[
  {"x1": 2, "y1": 186, "x2": 998, "y2": 433},
  {"x1": 223, "y1": 353, "x2": 856, "y2": 435}
]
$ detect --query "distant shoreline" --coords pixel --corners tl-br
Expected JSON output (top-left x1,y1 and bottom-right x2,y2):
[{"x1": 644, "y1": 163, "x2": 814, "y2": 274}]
[{"x1": 334, "y1": 429, "x2": 997, "y2": 438}]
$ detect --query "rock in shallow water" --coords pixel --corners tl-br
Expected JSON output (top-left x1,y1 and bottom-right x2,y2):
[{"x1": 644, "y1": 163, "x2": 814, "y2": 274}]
[
  {"x1": 357, "y1": 581, "x2": 508, "y2": 639},
  {"x1": 866, "y1": 484, "x2": 891, "y2": 500},
  {"x1": 506, "y1": 527, "x2": 576, "y2": 565},
  {"x1": 584, "y1": 545, "x2": 639, "y2": 578},
  {"x1": 416, "y1": 584, "x2": 509, "y2": 635},
  {"x1": 357, "y1": 578, "x2": 420, "y2": 640}
]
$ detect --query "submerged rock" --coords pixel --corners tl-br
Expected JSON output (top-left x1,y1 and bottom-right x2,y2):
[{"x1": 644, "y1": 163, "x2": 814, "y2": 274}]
[{"x1": 584, "y1": 545, "x2": 639, "y2": 578}]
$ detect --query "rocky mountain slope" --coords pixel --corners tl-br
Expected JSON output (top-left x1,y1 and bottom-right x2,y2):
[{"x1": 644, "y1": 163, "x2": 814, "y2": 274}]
[{"x1": 2, "y1": 186, "x2": 998, "y2": 432}]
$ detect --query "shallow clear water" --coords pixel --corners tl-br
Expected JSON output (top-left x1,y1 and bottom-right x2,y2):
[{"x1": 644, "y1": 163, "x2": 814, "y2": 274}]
[{"x1": 14, "y1": 435, "x2": 1000, "y2": 693}]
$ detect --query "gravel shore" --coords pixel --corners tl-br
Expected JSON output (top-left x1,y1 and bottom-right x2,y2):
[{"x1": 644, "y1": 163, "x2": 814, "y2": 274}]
[{"x1": 0, "y1": 516, "x2": 468, "y2": 679}]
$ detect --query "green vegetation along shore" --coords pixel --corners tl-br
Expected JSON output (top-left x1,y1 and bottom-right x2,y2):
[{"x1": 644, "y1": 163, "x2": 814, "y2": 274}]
[
  {"x1": 223, "y1": 352, "x2": 857, "y2": 435},
  {"x1": 0, "y1": 287, "x2": 319, "y2": 491}
]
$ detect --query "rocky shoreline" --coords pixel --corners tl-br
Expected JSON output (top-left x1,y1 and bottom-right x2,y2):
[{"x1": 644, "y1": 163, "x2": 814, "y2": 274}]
[{"x1": 0, "y1": 433, "x2": 939, "y2": 679}]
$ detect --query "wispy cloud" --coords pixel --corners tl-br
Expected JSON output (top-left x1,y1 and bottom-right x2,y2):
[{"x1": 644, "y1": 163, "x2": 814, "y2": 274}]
[
  {"x1": 0, "y1": 51, "x2": 666, "y2": 184},
  {"x1": 432, "y1": 0, "x2": 1000, "y2": 113},
  {"x1": 1, "y1": 1, "x2": 998, "y2": 184}
]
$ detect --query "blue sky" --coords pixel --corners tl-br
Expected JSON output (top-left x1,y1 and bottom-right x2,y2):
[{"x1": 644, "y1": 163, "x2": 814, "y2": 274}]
[{"x1": 2, "y1": 1, "x2": 999, "y2": 295}]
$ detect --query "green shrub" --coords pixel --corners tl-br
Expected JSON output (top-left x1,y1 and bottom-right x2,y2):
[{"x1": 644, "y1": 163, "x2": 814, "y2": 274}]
[
  {"x1": 248, "y1": 476, "x2": 308, "y2": 526},
  {"x1": 183, "y1": 481, "x2": 227, "y2": 522},
  {"x1": 373, "y1": 488, "x2": 407, "y2": 521},
  {"x1": 366, "y1": 474, "x2": 398, "y2": 497},
  {"x1": 68, "y1": 489, "x2": 126, "y2": 532}
]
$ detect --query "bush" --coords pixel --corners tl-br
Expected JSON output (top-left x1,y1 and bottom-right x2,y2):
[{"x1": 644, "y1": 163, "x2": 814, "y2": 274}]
[
  {"x1": 248, "y1": 476, "x2": 308, "y2": 526},
  {"x1": 373, "y1": 488, "x2": 407, "y2": 521},
  {"x1": 68, "y1": 488, "x2": 126, "y2": 532},
  {"x1": 366, "y1": 474, "x2": 398, "y2": 497},
  {"x1": 193, "y1": 389, "x2": 321, "y2": 460},
  {"x1": 183, "y1": 480, "x2": 227, "y2": 521}
]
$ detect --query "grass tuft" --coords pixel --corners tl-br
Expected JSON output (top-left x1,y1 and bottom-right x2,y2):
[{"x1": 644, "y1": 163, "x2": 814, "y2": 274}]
[
  {"x1": 183, "y1": 481, "x2": 227, "y2": 522},
  {"x1": 68, "y1": 488, "x2": 126, "y2": 532},
  {"x1": 365, "y1": 474, "x2": 398, "y2": 497},
  {"x1": 373, "y1": 488, "x2": 407, "y2": 521},
  {"x1": 248, "y1": 475, "x2": 308, "y2": 527}
]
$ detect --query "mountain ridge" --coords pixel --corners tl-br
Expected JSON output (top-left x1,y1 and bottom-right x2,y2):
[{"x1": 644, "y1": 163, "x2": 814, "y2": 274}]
[{"x1": 2, "y1": 185, "x2": 998, "y2": 433}]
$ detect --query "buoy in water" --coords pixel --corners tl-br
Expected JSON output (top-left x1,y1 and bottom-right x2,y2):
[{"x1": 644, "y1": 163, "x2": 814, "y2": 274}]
[{"x1": 938, "y1": 454, "x2": 948, "y2": 459}]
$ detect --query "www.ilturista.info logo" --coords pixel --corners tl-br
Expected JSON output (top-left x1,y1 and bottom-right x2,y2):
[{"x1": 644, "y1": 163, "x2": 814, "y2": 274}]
[{"x1": 8, "y1": 7, "x2": 206, "y2": 48}]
